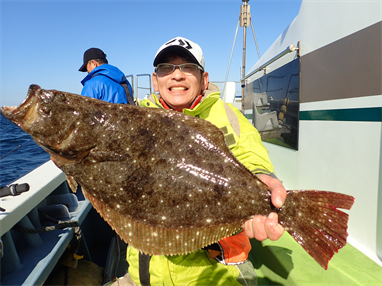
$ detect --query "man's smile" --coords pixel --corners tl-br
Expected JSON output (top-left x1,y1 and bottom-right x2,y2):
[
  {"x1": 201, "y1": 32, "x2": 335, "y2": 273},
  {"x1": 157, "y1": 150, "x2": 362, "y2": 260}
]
[{"x1": 169, "y1": 87, "x2": 188, "y2": 91}]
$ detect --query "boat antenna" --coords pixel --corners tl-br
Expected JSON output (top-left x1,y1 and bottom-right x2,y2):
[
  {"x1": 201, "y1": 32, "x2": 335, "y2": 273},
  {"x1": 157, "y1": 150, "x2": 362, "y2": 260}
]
[
  {"x1": 240, "y1": 0, "x2": 250, "y2": 113},
  {"x1": 222, "y1": 0, "x2": 261, "y2": 107}
]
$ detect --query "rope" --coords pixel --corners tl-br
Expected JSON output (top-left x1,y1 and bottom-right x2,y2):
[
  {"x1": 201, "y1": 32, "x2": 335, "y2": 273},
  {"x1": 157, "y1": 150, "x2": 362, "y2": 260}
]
[
  {"x1": 39, "y1": 209, "x2": 67, "y2": 224},
  {"x1": 12, "y1": 222, "x2": 80, "y2": 233},
  {"x1": 39, "y1": 210, "x2": 83, "y2": 257},
  {"x1": 223, "y1": 19, "x2": 240, "y2": 97},
  {"x1": 12, "y1": 209, "x2": 80, "y2": 233},
  {"x1": 250, "y1": 19, "x2": 261, "y2": 59}
]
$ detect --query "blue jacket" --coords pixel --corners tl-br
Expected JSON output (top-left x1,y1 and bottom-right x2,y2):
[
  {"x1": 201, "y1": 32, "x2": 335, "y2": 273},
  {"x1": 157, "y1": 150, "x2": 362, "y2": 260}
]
[{"x1": 81, "y1": 64, "x2": 133, "y2": 104}]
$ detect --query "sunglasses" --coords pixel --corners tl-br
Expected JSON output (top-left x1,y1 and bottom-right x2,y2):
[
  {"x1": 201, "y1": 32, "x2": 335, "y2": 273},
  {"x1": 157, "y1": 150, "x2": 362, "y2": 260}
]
[{"x1": 155, "y1": 63, "x2": 203, "y2": 76}]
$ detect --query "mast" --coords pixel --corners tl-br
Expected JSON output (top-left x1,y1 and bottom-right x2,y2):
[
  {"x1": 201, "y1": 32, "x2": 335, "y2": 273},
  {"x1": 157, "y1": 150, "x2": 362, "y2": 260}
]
[
  {"x1": 224, "y1": 0, "x2": 259, "y2": 109},
  {"x1": 240, "y1": 0, "x2": 250, "y2": 113}
]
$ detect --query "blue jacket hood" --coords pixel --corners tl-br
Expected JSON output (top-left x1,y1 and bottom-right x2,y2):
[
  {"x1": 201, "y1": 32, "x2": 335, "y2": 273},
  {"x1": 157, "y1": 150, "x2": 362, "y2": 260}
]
[
  {"x1": 81, "y1": 64, "x2": 126, "y2": 86},
  {"x1": 80, "y1": 63, "x2": 134, "y2": 104}
]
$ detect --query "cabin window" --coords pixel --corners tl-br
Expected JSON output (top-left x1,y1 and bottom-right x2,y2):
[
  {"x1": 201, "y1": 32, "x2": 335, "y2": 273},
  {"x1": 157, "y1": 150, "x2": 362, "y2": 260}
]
[{"x1": 245, "y1": 58, "x2": 300, "y2": 150}]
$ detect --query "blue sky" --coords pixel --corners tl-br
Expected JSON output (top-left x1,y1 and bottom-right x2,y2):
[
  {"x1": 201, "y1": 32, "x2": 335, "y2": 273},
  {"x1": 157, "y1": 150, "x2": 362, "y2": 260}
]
[{"x1": 0, "y1": 0, "x2": 302, "y2": 106}]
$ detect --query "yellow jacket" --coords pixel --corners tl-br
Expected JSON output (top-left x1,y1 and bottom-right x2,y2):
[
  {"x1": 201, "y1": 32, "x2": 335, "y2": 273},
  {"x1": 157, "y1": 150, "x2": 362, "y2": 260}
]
[{"x1": 140, "y1": 83, "x2": 275, "y2": 175}]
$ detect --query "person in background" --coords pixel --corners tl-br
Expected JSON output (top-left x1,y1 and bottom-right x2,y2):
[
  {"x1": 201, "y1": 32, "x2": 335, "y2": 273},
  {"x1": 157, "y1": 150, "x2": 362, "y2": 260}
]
[
  {"x1": 79, "y1": 48, "x2": 134, "y2": 104},
  {"x1": 110, "y1": 37, "x2": 287, "y2": 286}
]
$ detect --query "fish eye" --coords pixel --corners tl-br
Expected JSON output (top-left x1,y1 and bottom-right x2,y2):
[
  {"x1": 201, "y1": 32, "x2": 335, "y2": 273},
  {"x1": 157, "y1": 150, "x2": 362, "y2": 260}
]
[{"x1": 40, "y1": 105, "x2": 51, "y2": 115}]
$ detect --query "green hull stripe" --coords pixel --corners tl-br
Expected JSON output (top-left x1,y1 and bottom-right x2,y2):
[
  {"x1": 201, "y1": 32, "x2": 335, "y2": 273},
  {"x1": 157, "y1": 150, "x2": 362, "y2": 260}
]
[{"x1": 299, "y1": 107, "x2": 382, "y2": 122}]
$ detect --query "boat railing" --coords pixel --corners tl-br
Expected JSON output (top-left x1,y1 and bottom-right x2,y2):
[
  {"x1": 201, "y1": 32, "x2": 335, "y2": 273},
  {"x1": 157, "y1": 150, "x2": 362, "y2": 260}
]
[
  {"x1": 243, "y1": 43, "x2": 300, "y2": 82},
  {"x1": 136, "y1": 74, "x2": 152, "y2": 99}
]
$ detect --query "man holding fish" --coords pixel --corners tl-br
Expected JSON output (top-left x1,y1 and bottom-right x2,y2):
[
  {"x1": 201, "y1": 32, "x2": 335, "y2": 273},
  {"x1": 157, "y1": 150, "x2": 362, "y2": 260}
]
[
  {"x1": 115, "y1": 37, "x2": 287, "y2": 286},
  {"x1": 1, "y1": 36, "x2": 353, "y2": 285}
]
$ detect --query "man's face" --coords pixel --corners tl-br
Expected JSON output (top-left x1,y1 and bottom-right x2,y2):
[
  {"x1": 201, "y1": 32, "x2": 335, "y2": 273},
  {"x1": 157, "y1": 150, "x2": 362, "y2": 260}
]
[{"x1": 152, "y1": 55, "x2": 209, "y2": 111}]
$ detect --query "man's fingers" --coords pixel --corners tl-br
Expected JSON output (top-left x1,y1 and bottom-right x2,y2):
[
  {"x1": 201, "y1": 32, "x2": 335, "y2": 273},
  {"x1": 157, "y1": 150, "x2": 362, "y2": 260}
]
[
  {"x1": 265, "y1": 212, "x2": 284, "y2": 241},
  {"x1": 257, "y1": 174, "x2": 287, "y2": 209},
  {"x1": 271, "y1": 188, "x2": 286, "y2": 209},
  {"x1": 243, "y1": 215, "x2": 267, "y2": 241},
  {"x1": 242, "y1": 213, "x2": 284, "y2": 241}
]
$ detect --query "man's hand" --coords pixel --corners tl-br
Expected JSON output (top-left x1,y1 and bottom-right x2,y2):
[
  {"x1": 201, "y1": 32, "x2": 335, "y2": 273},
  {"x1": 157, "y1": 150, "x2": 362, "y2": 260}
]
[{"x1": 242, "y1": 174, "x2": 287, "y2": 241}]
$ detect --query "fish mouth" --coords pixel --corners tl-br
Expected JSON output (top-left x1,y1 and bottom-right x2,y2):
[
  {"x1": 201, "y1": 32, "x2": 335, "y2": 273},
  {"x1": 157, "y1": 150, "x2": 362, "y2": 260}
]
[{"x1": 1, "y1": 85, "x2": 41, "y2": 128}]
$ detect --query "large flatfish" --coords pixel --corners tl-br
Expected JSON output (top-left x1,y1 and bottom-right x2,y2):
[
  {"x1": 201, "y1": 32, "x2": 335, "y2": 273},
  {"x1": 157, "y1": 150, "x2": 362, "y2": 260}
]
[{"x1": 1, "y1": 85, "x2": 354, "y2": 269}]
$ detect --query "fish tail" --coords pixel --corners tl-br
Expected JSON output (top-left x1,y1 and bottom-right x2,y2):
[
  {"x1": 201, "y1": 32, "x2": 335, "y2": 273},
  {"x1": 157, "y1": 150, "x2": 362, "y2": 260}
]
[{"x1": 279, "y1": 190, "x2": 355, "y2": 269}]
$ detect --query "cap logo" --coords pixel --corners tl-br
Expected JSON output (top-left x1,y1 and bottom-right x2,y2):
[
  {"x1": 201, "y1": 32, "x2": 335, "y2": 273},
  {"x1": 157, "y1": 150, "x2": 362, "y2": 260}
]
[
  {"x1": 154, "y1": 37, "x2": 204, "y2": 70},
  {"x1": 166, "y1": 38, "x2": 192, "y2": 50}
]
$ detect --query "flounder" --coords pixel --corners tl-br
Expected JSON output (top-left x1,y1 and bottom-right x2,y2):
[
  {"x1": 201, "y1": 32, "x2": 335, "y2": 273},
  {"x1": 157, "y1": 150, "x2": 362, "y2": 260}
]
[{"x1": 1, "y1": 85, "x2": 355, "y2": 269}]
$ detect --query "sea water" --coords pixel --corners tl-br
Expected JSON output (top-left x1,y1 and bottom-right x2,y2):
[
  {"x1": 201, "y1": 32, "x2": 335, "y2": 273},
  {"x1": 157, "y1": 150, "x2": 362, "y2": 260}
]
[{"x1": 0, "y1": 114, "x2": 50, "y2": 186}]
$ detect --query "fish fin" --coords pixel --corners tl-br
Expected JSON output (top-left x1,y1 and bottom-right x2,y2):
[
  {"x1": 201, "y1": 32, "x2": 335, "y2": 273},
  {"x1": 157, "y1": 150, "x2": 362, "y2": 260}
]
[
  {"x1": 66, "y1": 175, "x2": 78, "y2": 193},
  {"x1": 280, "y1": 190, "x2": 355, "y2": 269},
  {"x1": 82, "y1": 187, "x2": 243, "y2": 255}
]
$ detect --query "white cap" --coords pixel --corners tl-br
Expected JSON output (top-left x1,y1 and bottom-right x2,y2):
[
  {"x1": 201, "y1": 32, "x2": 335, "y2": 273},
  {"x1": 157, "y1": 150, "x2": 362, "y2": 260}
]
[{"x1": 153, "y1": 37, "x2": 205, "y2": 70}]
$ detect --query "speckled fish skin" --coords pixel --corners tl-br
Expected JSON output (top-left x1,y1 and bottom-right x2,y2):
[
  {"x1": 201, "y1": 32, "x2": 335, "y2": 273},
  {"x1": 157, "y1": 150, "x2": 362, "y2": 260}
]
[{"x1": 1, "y1": 85, "x2": 355, "y2": 269}]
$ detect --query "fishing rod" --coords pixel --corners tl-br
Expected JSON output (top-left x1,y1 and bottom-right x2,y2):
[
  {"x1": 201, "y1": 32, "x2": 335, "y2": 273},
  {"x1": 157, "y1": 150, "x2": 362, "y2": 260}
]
[{"x1": 0, "y1": 139, "x2": 33, "y2": 160}]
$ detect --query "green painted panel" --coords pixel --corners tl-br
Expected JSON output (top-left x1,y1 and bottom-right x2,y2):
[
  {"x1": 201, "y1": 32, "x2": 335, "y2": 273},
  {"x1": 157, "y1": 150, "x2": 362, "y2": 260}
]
[{"x1": 300, "y1": 107, "x2": 382, "y2": 122}]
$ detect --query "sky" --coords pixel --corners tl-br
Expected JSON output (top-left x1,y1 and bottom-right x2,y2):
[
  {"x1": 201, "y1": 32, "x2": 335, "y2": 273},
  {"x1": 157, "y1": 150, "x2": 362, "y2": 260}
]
[{"x1": 0, "y1": 0, "x2": 302, "y2": 106}]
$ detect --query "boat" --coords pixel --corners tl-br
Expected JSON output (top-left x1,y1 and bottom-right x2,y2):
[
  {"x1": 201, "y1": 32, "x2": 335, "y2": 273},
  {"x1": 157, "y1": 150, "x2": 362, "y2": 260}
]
[
  {"x1": 0, "y1": 160, "x2": 130, "y2": 285},
  {"x1": 1, "y1": 0, "x2": 381, "y2": 285},
  {"x1": 221, "y1": 0, "x2": 382, "y2": 284}
]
